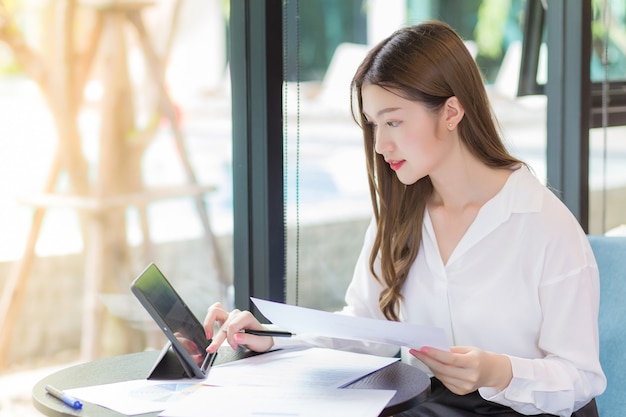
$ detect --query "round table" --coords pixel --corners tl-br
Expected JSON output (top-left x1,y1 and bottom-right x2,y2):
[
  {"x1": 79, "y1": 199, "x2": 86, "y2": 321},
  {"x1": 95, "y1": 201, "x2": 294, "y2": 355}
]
[{"x1": 33, "y1": 349, "x2": 431, "y2": 417}]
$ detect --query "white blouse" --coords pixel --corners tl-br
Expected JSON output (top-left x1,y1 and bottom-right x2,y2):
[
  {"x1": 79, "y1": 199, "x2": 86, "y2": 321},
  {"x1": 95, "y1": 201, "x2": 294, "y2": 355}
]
[{"x1": 276, "y1": 166, "x2": 606, "y2": 416}]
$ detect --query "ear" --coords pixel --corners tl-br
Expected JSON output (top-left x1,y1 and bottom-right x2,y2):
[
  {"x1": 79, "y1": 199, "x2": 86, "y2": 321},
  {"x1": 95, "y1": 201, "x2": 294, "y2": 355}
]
[{"x1": 443, "y1": 96, "x2": 464, "y2": 130}]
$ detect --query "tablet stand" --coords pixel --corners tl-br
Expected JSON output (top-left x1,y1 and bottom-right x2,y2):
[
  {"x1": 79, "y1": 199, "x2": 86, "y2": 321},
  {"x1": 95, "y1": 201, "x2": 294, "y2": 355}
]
[{"x1": 146, "y1": 342, "x2": 198, "y2": 380}]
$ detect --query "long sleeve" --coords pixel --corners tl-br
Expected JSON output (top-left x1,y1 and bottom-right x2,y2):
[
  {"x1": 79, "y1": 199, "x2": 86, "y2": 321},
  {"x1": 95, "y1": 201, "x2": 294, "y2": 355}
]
[{"x1": 478, "y1": 262, "x2": 606, "y2": 416}]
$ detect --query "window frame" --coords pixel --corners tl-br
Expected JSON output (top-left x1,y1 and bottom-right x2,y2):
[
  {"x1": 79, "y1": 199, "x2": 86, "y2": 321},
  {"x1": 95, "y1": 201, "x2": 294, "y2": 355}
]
[{"x1": 519, "y1": 0, "x2": 626, "y2": 128}]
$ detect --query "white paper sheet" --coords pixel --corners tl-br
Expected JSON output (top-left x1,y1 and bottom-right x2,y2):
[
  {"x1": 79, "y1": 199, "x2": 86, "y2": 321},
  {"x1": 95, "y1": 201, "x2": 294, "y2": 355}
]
[
  {"x1": 252, "y1": 297, "x2": 450, "y2": 350},
  {"x1": 65, "y1": 379, "x2": 204, "y2": 415},
  {"x1": 204, "y1": 347, "x2": 398, "y2": 388},
  {"x1": 159, "y1": 386, "x2": 396, "y2": 417}
]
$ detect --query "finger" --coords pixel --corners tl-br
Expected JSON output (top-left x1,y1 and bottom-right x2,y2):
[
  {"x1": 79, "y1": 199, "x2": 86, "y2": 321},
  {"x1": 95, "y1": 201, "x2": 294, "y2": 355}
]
[
  {"x1": 224, "y1": 310, "x2": 262, "y2": 333},
  {"x1": 431, "y1": 346, "x2": 480, "y2": 371},
  {"x1": 214, "y1": 309, "x2": 243, "y2": 351},
  {"x1": 410, "y1": 348, "x2": 446, "y2": 373},
  {"x1": 450, "y1": 346, "x2": 472, "y2": 355},
  {"x1": 206, "y1": 325, "x2": 227, "y2": 353},
  {"x1": 203, "y1": 302, "x2": 228, "y2": 339},
  {"x1": 411, "y1": 348, "x2": 480, "y2": 391},
  {"x1": 232, "y1": 331, "x2": 274, "y2": 353},
  {"x1": 410, "y1": 346, "x2": 455, "y2": 365},
  {"x1": 222, "y1": 311, "x2": 275, "y2": 352},
  {"x1": 410, "y1": 348, "x2": 465, "y2": 379}
]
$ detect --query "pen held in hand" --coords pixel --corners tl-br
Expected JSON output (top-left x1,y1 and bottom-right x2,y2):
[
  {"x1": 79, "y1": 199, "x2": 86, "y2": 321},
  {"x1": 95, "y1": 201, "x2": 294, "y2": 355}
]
[
  {"x1": 242, "y1": 329, "x2": 293, "y2": 337},
  {"x1": 45, "y1": 384, "x2": 83, "y2": 409}
]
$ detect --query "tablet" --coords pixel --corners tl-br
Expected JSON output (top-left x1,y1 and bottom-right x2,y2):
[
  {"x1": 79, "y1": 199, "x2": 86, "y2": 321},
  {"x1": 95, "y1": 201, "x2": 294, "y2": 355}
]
[{"x1": 131, "y1": 263, "x2": 215, "y2": 378}]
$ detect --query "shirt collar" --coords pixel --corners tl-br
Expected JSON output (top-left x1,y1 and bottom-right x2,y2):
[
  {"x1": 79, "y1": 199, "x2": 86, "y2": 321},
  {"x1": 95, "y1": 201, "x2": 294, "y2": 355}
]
[
  {"x1": 498, "y1": 164, "x2": 544, "y2": 215},
  {"x1": 426, "y1": 164, "x2": 544, "y2": 267}
]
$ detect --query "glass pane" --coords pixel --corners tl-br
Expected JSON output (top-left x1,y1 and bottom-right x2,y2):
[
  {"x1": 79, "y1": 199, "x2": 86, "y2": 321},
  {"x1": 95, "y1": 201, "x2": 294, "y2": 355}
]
[
  {"x1": 591, "y1": 0, "x2": 626, "y2": 82},
  {"x1": 589, "y1": 0, "x2": 626, "y2": 235},
  {"x1": 283, "y1": 0, "x2": 545, "y2": 311},
  {"x1": 0, "y1": 0, "x2": 232, "y2": 365},
  {"x1": 283, "y1": 0, "x2": 370, "y2": 311}
]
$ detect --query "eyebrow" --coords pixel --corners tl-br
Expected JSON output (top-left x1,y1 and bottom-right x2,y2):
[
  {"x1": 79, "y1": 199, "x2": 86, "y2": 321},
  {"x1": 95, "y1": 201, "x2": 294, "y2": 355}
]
[{"x1": 363, "y1": 107, "x2": 402, "y2": 120}]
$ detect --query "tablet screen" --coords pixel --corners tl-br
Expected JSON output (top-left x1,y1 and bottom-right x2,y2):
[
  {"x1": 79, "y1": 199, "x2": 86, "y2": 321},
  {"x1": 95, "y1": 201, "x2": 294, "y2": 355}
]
[{"x1": 131, "y1": 264, "x2": 212, "y2": 375}]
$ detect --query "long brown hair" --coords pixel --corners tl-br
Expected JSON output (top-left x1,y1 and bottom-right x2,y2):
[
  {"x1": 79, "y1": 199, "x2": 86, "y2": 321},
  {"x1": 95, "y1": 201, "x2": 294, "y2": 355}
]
[{"x1": 350, "y1": 21, "x2": 522, "y2": 321}]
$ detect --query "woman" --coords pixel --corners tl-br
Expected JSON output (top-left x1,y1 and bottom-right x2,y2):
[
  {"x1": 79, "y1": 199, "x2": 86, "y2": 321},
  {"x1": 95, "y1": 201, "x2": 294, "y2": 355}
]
[{"x1": 204, "y1": 21, "x2": 606, "y2": 416}]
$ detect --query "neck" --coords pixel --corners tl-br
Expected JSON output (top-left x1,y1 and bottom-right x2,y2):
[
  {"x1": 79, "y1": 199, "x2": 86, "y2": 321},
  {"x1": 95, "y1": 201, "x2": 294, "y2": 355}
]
[{"x1": 428, "y1": 147, "x2": 511, "y2": 210}]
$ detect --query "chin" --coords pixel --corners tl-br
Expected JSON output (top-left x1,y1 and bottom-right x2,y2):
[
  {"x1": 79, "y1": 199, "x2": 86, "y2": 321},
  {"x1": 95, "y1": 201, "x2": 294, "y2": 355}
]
[{"x1": 395, "y1": 173, "x2": 423, "y2": 186}]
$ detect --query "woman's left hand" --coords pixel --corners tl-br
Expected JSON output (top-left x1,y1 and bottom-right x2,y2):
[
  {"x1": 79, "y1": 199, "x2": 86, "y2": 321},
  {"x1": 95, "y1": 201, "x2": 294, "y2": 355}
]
[{"x1": 409, "y1": 346, "x2": 512, "y2": 395}]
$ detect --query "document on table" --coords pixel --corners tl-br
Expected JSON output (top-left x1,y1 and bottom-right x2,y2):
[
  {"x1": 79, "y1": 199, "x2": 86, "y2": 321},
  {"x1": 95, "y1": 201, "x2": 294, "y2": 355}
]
[
  {"x1": 65, "y1": 379, "x2": 204, "y2": 415},
  {"x1": 203, "y1": 347, "x2": 398, "y2": 388},
  {"x1": 160, "y1": 386, "x2": 396, "y2": 417},
  {"x1": 252, "y1": 297, "x2": 450, "y2": 350},
  {"x1": 63, "y1": 348, "x2": 397, "y2": 415}
]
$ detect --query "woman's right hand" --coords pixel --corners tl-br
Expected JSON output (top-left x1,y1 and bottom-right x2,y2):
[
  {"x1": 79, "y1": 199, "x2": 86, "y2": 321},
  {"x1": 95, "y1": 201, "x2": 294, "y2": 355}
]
[{"x1": 203, "y1": 302, "x2": 275, "y2": 354}]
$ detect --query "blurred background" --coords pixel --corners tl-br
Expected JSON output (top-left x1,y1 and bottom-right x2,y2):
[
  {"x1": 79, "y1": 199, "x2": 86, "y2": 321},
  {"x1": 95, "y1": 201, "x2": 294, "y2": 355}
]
[{"x1": 0, "y1": 0, "x2": 625, "y2": 415}]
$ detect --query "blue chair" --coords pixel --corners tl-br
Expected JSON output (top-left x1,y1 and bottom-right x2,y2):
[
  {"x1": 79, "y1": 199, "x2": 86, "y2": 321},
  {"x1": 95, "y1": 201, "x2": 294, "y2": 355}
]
[{"x1": 588, "y1": 235, "x2": 626, "y2": 417}]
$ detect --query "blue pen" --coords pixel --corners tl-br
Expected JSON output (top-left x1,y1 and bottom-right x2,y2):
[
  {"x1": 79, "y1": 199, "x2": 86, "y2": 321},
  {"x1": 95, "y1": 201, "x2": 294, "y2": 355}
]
[{"x1": 45, "y1": 384, "x2": 83, "y2": 409}]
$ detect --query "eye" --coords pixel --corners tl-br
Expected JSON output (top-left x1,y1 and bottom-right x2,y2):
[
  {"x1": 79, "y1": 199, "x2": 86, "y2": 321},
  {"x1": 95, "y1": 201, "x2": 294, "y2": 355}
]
[{"x1": 386, "y1": 120, "x2": 401, "y2": 127}]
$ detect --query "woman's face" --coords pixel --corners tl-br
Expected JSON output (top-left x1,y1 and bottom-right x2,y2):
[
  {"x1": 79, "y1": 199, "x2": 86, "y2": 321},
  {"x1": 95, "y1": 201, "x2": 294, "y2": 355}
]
[{"x1": 361, "y1": 84, "x2": 451, "y2": 185}]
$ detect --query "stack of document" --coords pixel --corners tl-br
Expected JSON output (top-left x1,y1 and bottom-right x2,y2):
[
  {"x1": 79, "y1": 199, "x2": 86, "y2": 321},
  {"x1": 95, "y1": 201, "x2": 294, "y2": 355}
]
[
  {"x1": 161, "y1": 385, "x2": 396, "y2": 417},
  {"x1": 66, "y1": 347, "x2": 399, "y2": 417},
  {"x1": 162, "y1": 347, "x2": 398, "y2": 417}
]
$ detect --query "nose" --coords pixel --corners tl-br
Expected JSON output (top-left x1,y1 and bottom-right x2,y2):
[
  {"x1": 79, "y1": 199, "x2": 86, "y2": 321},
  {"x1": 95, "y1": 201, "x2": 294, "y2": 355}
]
[{"x1": 374, "y1": 128, "x2": 391, "y2": 156}]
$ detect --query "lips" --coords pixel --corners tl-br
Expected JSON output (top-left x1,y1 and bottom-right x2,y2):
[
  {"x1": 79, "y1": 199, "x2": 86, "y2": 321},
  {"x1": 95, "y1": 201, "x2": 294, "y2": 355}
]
[{"x1": 387, "y1": 160, "x2": 405, "y2": 171}]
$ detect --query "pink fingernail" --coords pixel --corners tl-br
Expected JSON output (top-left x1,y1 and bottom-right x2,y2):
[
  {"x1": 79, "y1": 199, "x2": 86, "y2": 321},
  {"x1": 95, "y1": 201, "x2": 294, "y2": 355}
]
[{"x1": 234, "y1": 333, "x2": 242, "y2": 343}]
